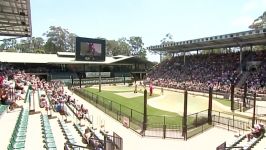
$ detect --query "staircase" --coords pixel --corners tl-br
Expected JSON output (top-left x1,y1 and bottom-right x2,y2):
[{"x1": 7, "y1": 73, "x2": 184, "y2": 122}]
[{"x1": 236, "y1": 71, "x2": 250, "y2": 88}]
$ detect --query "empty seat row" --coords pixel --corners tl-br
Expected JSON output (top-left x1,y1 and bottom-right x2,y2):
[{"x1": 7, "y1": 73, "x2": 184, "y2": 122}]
[
  {"x1": 73, "y1": 123, "x2": 84, "y2": 137},
  {"x1": 226, "y1": 134, "x2": 246, "y2": 149},
  {"x1": 58, "y1": 119, "x2": 80, "y2": 150},
  {"x1": 7, "y1": 108, "x2": 29, "y2": 150},
  {"x1": 40, "y1": 114, "x2": 57, "y2": 150}
]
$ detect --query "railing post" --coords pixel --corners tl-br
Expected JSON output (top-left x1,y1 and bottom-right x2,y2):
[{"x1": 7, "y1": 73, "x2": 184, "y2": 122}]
[
  {"x1": 163, "y1": 116, "x2": 166, "y2": 139},
  {"x1": 233, "y1": 115, "x2": 235, "y2": 128},
  {"x1": 218, "y1": 112, "x2": 220, "y2": 123},
  {"x1": 130, "y1": 109, "x2": 133, "y2": 121},
  {"x1": 110, "y1": 101, "x2": 112, "y2": 111},
  {"x1": 228, "y1": 119, "x2": 230, "y2": 131},
  {"x1": 196, "y1": 113, "x2": 198, "y2": 127}
]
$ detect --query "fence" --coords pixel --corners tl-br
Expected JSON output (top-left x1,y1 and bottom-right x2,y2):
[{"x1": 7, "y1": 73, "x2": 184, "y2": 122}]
[
  {"x1": 212, "y1": 111, "x2": 251, "y2": 135},
  {"x1": 73, "y1": 88, "x2": 184, "y2": 139},
  {"x1": 72, "y1": 87, "x2": 263, "y2": 140}
]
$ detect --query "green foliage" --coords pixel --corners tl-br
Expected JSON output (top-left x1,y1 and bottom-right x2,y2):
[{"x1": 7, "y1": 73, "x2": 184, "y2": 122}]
[
  {"x1": 44, "y1": 40, "x2": 57, "y2": 54},
  {"x1": 106, "y1": 38, "x2": 131, "y2": 56},
  {"x1": 35, "y1": 49, "x2": 45, "y2": 54},
  {"x1": 127, "y1": 36, "x2": 147, "y2": 59},
  {"x1": 43, "y1": 26, "x2": 77, "y2": 52}
]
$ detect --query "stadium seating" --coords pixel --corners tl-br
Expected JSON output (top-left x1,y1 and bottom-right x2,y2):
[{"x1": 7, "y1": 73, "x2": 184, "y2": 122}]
[
  {"x1": 40, "y1": 114, "x2": 57, "y2": 150},
  {"x1": 7, "y1": 108, "x2": 29, "y2": 150},
  {"x1": 147, "y1": 50, "x2": 266, "y2": 95}
]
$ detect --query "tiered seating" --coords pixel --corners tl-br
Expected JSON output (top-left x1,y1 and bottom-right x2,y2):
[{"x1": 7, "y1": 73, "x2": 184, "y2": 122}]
[
  {"x1": 7, "y1": 108, "x2": 29, "y2": 150},
  {"x1": 226, "y1": 134, "x2": 245, "y2": 149},
  {"x1": 242, "y1": 131, "x2": 265, "y2": 150},
  {"x1": 24, "y1": 88, "x2": 30, "y2": 103},
  {"x1": 0, "y1": 104, "x2": 8, "y2": 117},
  {"x1": 87, "y1": 126, "x2": 105, "y2": 149},
  {"x1": 58, "y1": 119, "x2": 78, "y2": 149},
  {"x1": 40, "y1": 114, "x2": 57, "y2": 150},
  {"x1": 73, "y1": 123, "x2": 84, "y2": 137},
  {"x1": 66, "y1": 102, "x2": 92, "y2": 124}
]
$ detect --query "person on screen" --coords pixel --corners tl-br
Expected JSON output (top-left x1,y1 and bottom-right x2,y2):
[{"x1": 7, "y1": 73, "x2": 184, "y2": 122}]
[{"x1": 88, "y1": 43, "x2": 95, "y2": 57}]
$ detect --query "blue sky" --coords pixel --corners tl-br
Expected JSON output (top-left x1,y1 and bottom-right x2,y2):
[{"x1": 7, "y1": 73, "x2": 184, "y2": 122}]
[{"x1": 29, "y1": 0, "x2": 266, "y2": 62}]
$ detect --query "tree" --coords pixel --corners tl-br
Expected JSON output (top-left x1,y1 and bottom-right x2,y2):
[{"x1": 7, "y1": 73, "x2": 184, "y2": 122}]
[
  {"x1": 106, "y1": 38, "x2": 131, "y2": 56},
  {"x1": 68, "y1": 33, "x2": 77, "y2": 52},
  {"x1": 159, "y1": 33, "x2": 174, "y2": 62},
  {"x1": 16, "y1": 39, "x2": 30, "y2": 53},
  {"x1": 43, "y1": 26, "x2": 76, "y2": 52},
  {"x1": 32, "y1": 37, "x2": 44, "y2": 49},
  {"x1": 44, "y1": 40, "x2": 57, "y2": 54},
  {"x1": 0, "y1": 38, "x2": 16, "y2": 50},
  {"x1": 127, "y1": 36, "x2": 146, "y2": 59}
]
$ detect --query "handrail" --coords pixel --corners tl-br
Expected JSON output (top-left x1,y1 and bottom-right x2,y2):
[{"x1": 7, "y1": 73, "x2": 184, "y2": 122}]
[{"x1": 64, "y1": 142, "x2": 89, "y2": 149}]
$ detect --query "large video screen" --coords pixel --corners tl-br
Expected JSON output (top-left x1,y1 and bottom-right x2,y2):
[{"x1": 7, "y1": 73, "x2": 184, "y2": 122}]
[{"x1": 75, "y1": 37, "x2": 106, "y2": 61}]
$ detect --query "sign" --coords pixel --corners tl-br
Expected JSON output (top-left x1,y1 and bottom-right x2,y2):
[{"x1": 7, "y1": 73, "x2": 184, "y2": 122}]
[
  {"x1": 85, "y1": 72, "x2": 110, "y2": 78},
  {"x1": 122, "y1": 116, "x2": 129, "y2": 128}
]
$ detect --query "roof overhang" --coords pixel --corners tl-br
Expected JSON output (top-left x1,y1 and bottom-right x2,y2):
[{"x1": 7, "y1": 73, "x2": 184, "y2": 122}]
[
  {"x1": 147, "y1": 28, "x2": 266, "y2": 53},
  {"x1": 0, "y1": 52, "x2": 134, "y2": 65},
  {"x1": 0, "y1": 0, "x2": 32, "y2": 37}
]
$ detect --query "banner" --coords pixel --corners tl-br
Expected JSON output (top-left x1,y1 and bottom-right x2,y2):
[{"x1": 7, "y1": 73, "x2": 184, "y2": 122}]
[{"x1": 85, "y1": 72, "x2": 110, "y2": 78}]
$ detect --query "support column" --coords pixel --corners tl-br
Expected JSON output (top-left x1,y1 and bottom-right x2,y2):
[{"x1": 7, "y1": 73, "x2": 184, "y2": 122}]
[
  {"x1": 79, "y1": 76, "x2": 81, "y2": 88},
  {"x1": 160, "y1": 52, "x2": 163, "y2": 63},
  {"x1": 208, "y1": 86, "x2": 213, "y2": 125},
  {"x1": 142, "y1": 89, "x2": 147, "y2": 134},
  {"x1": 240, "y1": 46, "x2": 243, "y2": 73},
  {"x1": 182, "y1": 90, "x2": 188, "y2": 140},
  {"x1": 230, "y1": 83, "x2": 235, "y2": 112},
  {"x1": 252, "y1": 92, "x2": 256, "y2": 127},
  {"x1": 99, "y1": 65, "x2": 102, "y2": 92},
  {"x1": 183, "y1": 51, "x2": 186, "y2": 65},
  {"x1": 71, "y1": 75, "x2": 73, "y2": 86},
  {"x1": 243, "y1": 82, "x2": 247, "y2": 108}
]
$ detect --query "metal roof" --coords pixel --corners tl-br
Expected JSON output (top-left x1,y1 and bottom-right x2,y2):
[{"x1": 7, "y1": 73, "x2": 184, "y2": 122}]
[
  {"x1": 147, "y1": 28, "x2": 266, "y2": 53},
  {"x1": 0, "y1": 52, "x2": 133, "y2": 64},
  {"x1": 0, "y1": 0, "x2": 32, "y2": 37}
]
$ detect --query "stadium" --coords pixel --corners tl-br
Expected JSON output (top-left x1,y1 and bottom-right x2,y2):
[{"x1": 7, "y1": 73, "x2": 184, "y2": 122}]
[{"x1": 0, "y1": 1, "x2": 266, "y2": 150}]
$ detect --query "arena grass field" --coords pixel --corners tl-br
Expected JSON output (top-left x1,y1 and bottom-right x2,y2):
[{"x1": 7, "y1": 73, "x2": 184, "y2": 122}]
[
  {"x1": 83, "y1": 87, "x2": 183, "y2": 124},
  {"x1": 80, "y1": 85, "x2": 221, "y2": 126}
]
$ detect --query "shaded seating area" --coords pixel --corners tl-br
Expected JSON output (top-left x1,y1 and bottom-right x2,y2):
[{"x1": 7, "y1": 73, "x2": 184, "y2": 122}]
[
  {"x1": 41, "y1": 114, "x2": 57, "y2": 150},
  {"x1": 0, "y1": 104, "x2": 8, "y2": 117},
  {"x1": 7, "y1": 108, "x2": 29, "y2": 150}
]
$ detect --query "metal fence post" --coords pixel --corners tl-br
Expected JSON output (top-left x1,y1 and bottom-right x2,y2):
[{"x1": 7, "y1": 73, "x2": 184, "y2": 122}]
[{"x1": 163, "y1": 116, "x2": 166, "y2": 139}]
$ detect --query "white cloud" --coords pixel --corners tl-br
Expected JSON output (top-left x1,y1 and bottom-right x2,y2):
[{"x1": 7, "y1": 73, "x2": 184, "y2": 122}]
[
  {"x1": 231, "y1": 16, "x2": 254, "y2": 29},
  {"x1": 242, "y1": 0, "x2": 266, "y2": 13},
  {"x1": 232, "y1": 0, "x2": 266, "y2": 29}
]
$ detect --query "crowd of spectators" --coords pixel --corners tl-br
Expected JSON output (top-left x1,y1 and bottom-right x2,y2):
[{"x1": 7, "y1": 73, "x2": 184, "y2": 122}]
[
  {"x1": 0, "y1": 66, "x2": 28, "y2": 111},
  {"x1": 147, "y1": 50, "x2": 266, "y2": 95}
]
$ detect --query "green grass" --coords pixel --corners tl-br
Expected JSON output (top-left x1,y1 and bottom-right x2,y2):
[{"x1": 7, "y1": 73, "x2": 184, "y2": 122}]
[
  {"x1": 82, "y1": 87, "x2": 183, "y2": 125},
  {"x1": 215, "y1": 98, "x2": 231, "y2": 107}
]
